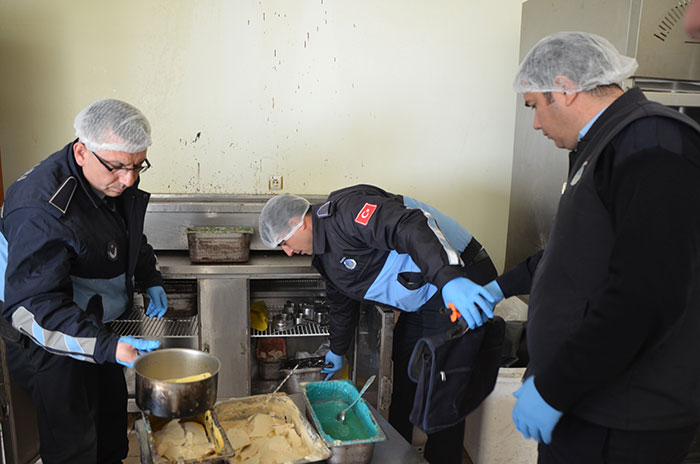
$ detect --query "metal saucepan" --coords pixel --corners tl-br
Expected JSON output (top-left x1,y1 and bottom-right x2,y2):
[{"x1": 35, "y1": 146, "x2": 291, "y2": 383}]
[
  {"x1": 134, "y1": 348, "x2": 220, "y2": 418},
  {"x1": 272, "y1": 313, "x2": 295, "y2": 331},
  {"x1": 301, "y1": 302, "x2": 316, "y2": 320}
]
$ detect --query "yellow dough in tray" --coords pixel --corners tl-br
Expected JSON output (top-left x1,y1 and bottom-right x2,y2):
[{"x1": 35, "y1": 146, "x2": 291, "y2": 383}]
[
  {"x1": 221, "y1": 413, "x2": 308, "y2": 464},
  {"x1": 153, "y1": 419, "x2": 215, "y2": 462}
]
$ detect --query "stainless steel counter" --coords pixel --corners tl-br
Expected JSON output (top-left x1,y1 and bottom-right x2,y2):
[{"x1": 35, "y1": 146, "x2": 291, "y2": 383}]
[
  {"x1": 134, "y1": 393, "x2": 428, "y2": 464},
  {"x1": 156, "y1": 251, "x2": 318, "y2": 279}
]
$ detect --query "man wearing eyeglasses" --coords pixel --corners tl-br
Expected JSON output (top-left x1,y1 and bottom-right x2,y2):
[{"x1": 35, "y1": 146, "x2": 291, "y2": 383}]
[{"x1": 0, "y1": 99, "x2": 166, "y2": 463}]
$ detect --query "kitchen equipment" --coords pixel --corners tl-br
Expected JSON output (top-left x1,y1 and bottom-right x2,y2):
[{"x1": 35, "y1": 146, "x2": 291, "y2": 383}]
[
  {"x1": 284, "y1": 300, "x2": 299, "y2": 315},
  {"x1": 280, "y1": 357, "x2": 330, "y2": 394},
  {"x1": 300, "y1": 302, "x2": 316, "y2": 320},
  {"x1": 282, "y1": 357, "x2": 328, "y2": 370},
  {"x1": 139, "y1": 409, "x2": 234, "y2": 463},
  {"x1": 337, "y1": 375, "x2": 376, "y2": 423},
  {"x1": 314, "y1": 309, "x2": 329, "y2": 326},
  {"x1": 258, "y1": 358, "x2": 283, "y2": 380},
  {"x1": 247, "y1": 363, "x2": 300, "y2": 422},
  {"x1": 282, "y1": 367, "x2": 325, "y2": 394},
  {"x1": 256, "y1": 337, "x2": 286, "y2": 381},
  {"x1": 186, "y1": 225, "x2": 254, "y2": 263},
  {"x1": 142, "y1": 280, "x2": 197, "y2": 318},
  {"x1": 134, "y1": 348, "x2": 220, "y2": 418},
  {"x1": 214, "y1": 393, "x2": 332, "y2": 464},
  {"x1": 302, "y1": 380, "x2": 386, "y2": 464},
  {"x1": 273, "y1": 313, "x2": 295, "y2": 331}
]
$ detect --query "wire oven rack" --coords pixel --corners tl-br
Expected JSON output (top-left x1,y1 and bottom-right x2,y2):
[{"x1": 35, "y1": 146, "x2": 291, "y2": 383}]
[
  {"x1": 109, "y1": 307, "x2": 199, "y2": 338},
  {"x1": 251, "y1": 304, "x2": 329, "y2": 338}
]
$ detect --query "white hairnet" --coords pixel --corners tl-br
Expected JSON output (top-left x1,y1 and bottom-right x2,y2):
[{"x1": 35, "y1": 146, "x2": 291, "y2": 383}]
[
  {"x1": 259, "y1": 194, "x2": 311, "y2": 248},
  {"x1": 74, "y1": 99, "x2": 151, "y2": 153},
  {"x1": 513, "y1": 32, "x2": 638, "y2": 94}
]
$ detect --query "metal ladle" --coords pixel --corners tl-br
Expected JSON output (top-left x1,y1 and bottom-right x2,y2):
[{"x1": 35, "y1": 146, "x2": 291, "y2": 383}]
[
  {"x1": 247, "y1": 363, "x2": 300, "y2": 423},
  {"x1": 336, "y1": 374, "x2": 376, "y2": 423}
]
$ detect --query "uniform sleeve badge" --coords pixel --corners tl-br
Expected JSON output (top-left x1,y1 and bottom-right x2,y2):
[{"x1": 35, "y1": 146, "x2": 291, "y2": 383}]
[{"x1": 354, "y1": 203, "x2": 377, "y2": 226}]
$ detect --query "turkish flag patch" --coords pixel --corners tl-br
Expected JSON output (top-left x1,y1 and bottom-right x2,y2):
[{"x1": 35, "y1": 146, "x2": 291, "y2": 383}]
[{"x1": 354, "y1": 203, "x2": 377, "y2": 226}]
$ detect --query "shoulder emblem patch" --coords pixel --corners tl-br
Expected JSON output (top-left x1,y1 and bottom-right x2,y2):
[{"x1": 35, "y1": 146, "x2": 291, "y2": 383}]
[
  {"x1": 48, "y1": 177, "x2": 78, "y2": 215},
  {"x1": 354, "y1": 203, "x2": 377, "y2": 226}
]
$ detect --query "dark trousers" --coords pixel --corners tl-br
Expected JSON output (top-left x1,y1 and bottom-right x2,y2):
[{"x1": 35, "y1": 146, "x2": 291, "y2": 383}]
[
  {"x1": 539, "y1": 413, "x2": 699, "y2": 464},
  {"x1": 389, "y1": 254, "x2": 497, "y2": 464},
  {"x1": 6, "y1": 339, "x2": 128, "y2": 464}
]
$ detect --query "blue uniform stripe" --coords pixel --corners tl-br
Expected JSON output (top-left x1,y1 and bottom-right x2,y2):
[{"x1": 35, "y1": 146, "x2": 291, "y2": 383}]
[
  {"x1": 362, "y1": 197, "x2": 475, "y2": 312},
  {"x1": 364, "y1": 250, "x2": 438, "y2": 311},
  {"x1": 403, "y1": 196, "x2": 472, "y2": 258},
  {"x1": 65, "y1": 335, "x2": 87, "y2": 361},
  {"x1": 12, "y1": 307, "x2": 97, "y2": 363},
  {"x1": 32, "y1": 320, "x2": 45, "y2": 345}
]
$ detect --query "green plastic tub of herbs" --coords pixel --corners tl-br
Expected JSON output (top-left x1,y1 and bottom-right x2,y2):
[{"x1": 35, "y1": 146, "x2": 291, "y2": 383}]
[{"x1": 186, "y1": 226, "x2": 254, "y2": 263}]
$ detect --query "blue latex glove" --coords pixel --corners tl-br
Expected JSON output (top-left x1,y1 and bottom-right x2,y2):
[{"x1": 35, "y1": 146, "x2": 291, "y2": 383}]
[
  {"x1": 441, "y1": 277, "x2": 497, "y2": 329},
  {"x1": 320, "y1": 350, "x2": 343, "y2": 381},
  {"x1": 512, "y1": 376, "x2": 563, "y2": 444},
  {"x1": 116, "y1": 336, "x2": 161, "y2": 368},
  {"x1": 145, "y1": 286, "x2": 168, "y2": 318},
  {"x1": 484, "y1": 280, "x2": 505, "y2": 303}
]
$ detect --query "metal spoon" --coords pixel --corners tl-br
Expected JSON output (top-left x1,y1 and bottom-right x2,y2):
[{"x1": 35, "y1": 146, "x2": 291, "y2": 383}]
[
  {"x1": 337, "y1": 374, "x2": 376, "y2": 423},
  {"x1": 247, "y1": 363, "x2": 300, "y2": 423}
]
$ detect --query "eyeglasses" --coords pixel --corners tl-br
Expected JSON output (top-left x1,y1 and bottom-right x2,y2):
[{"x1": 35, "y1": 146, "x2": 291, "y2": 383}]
[{"x1": 91, "y1": 150, "x2": 151, "y2": 174}]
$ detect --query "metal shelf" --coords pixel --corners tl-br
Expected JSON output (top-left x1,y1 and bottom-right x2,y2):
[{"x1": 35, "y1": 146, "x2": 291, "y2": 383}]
[
  {"x1": 109, "y1": 307, "x2": 198, "y2": 338},
  {"x1": 251, "y1": 304, "x2": 329, "y2": 338},
  {"x1": 251, "y1": 322, "x2": 329, "y2": 338}
]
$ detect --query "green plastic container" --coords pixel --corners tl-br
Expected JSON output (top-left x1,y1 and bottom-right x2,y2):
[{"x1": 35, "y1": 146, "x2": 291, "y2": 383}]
[{"x1": 301, "y1": 380, "x2": 386, "y2": 464}]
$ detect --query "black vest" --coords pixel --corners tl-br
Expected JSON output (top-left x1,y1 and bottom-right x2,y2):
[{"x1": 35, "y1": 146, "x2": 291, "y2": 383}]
[{"x1": 529, "y1": 93, "x2": 700, "y2": 430}]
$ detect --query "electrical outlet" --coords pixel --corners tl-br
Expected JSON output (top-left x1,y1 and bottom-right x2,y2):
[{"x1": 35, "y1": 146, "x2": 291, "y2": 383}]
[{"x1": 269, "y1": 175, "x2": 283, "y2": 190}]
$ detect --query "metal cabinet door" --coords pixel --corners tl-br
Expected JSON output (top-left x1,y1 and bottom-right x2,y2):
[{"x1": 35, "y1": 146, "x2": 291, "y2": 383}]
[
  {"x1": 352, "y1": 304, "x2": 395, "y2": 419},
  {"x1": 0, "y1": 339, "x2": 40, "y2": 464}
]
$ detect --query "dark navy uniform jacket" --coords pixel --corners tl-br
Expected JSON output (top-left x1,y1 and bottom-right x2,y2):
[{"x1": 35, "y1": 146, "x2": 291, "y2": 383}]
[
  {"x1": 311, "y1": 184, "x2": 478, "y2": 355},
  {"x1": 0, "y1": 140, "x2": 162, "y2": 364}
]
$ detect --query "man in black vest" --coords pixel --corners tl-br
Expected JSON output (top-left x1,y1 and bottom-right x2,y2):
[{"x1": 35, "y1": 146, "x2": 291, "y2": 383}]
[{"x1": 464, "y1": 32, "x2": 700, "y2": 463}]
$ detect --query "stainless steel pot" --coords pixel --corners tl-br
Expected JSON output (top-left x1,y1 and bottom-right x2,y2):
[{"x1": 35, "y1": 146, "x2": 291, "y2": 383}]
[
  {"x1": 134, "y1": 348, "x2": 220, "y2": 418},
  {"x1": 301, "y1": 302, "x2": 316, "y2": 320},
  {"x1": 273, "y1": 313, "x2": 294, "y2": 331}
]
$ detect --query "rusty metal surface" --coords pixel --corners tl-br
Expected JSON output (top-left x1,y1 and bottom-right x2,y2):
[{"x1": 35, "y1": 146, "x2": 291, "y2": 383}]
[{"x1": 187, "y1": 228, "x2": 252, "y2": 263}]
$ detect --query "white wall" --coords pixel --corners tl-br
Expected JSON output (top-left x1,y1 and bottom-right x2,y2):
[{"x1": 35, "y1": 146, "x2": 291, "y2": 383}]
[{"x1": 0, "y1": 0, "x2": 525, "y2": 270}]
